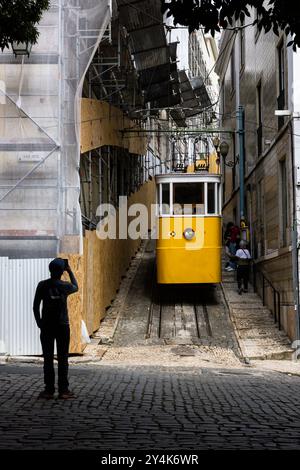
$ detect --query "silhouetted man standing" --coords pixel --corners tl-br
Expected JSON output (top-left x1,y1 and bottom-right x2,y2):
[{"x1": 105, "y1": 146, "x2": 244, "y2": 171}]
[{"x1": 33, "y1": 258, "x2": 78, "y2": 399}]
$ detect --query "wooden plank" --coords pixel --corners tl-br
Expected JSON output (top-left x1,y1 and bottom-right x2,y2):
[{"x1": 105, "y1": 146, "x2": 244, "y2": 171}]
[
  {"x1": 205, "y1": 304, "x2": 227, "y2": 341},
  {"x1": 149, "y1": 302, "x2": 161, "y2": 339},
  {"x1": 80, "y1": 98, "x2": 147, "y2": 155},
  {"x1": 174, "y1": 304, "x2": 184, "y2": 336},
  {"x1": 160, "y1": 303, "x2": 175, "y2": 339},
  {"x1": 195, "y1": 305, "x2": 211, "y2": 340},
  {"x1": 59, "y1": 253, "x2": 84, "y2": 354},
  {"x1": 182, "y1": 304, "x2": 198, "y2": 338}
]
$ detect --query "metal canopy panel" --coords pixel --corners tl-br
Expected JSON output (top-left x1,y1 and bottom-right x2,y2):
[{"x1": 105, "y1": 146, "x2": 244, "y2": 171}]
[
  {"x1": 181, "y1": 90, "x2": 195, "y2": 101},
  {"x1": 145, "y1": 82, "x2": 173, "y2": 101},
  {"x1": 154, "y1": 93, "x2": 181, "y2": 108},
  {"x1": 133, "y1": 47, "x2": 170, "y2": 71},
  {"x1": 170, "y1": 108, "x2": 187, "y2": 127},
  {"x1": 143, "y1": 67, "x2": 180, "y2": 93},
  {"x1": 191, "y1": 76, "x2": 212, "y2": 109},
  {"x1": 172, "y1": 70, "x2": 212, "y2": 119},
  {"x1": 169, "y1": 42, "x2": 178, "y2": 63},
  {"x1": 178, "y1": 71, "x2": 191, "y2": 91},
  {"x1": 139, "y1": 63, "x2": 170, "y2": 87},
  {"x1": 190, "y1": 76, "x2": 203, "y2": 90},
  {"x1": 177, "y1": 71, "x2": 199, "y2": 119},
  {"x1": 129, "y1": 26, "x2": 166, "y2": 54},
  {"x1": 117, "y1": 0, "x2": 172, "y2": 74},
  {"x1": 139, "y1": 61, "x2": 177, "y2": 89},
  {"x1": 146, "y1": 80, "x2": 180, "y2": 105},
  {"x1": 117, "y1": 0, "x2": 180, "y2": 107},
  {"x1": 183, "y1": 98, "x2": 199, "y2": 109},
  {"x1": 169, "y1": 70, "x2": 210, "y2": 125},
  {"x1": 117, "y1": 0, "x2": 162, "y2": 31},
  {"x1": 198, "y1": 89, "x2": 211, "y2": 108},
  {"x1": 117, "y1": 1, "x2": 199, "y2": 116},
  {"x1": 145, "y1": 82, "x2": 170, "y2": 101}
]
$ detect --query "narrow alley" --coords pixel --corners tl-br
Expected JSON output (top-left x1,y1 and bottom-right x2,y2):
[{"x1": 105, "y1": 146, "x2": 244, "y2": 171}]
[
  {"x1": 113, "y1": 242, "x2": 239, "y2": 351},
  {"x1": 80, "y1": 240, "x2": 291, "y2": 369},
  {"x1": 79, "y1": 239, "x2": 240, "y2": 368},
  {"x1": 2, "y1": 0, "x2": 300, "y2": 455}
]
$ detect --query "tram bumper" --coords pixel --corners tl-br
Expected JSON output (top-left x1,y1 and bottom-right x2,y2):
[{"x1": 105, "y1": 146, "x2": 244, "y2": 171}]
[{"x1": 156, "y1": 247, "x2": 222, "y2": 284}]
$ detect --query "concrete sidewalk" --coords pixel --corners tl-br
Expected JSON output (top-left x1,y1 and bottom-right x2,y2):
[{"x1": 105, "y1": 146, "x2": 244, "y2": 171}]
[{"x1": 221, "y1": 267, "x2": 293, "y2": 361}]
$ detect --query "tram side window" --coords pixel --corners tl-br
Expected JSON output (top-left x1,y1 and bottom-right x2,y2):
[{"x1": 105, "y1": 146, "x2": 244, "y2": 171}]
[
  {"x1": 161, "y1": 183, "x2": 170, "y2": 214},
  {"x1": 207, "y1": 182, "x2": 216, "y2": 214},
  {"x1": 216, "y1": 183, "x2": 220, "y2": 214},
  {"x1": 173, "y1": 183, "x2": 204, "y2": 215}
]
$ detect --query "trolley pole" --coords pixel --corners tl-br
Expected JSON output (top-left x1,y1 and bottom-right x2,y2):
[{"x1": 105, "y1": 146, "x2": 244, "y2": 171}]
[{"x1": 238, "y1": 105, "x2": 245, "y2": 223}]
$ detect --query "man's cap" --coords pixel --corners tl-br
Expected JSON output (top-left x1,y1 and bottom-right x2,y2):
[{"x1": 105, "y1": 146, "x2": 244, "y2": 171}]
[{"x1": 49, "y1": 258, "x2": 65, "y2": 273}]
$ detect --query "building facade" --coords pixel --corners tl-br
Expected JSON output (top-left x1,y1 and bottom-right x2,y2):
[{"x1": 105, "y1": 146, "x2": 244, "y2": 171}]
[{"x1": 216, "y1": 10, "x2": 300, "y2": 340}]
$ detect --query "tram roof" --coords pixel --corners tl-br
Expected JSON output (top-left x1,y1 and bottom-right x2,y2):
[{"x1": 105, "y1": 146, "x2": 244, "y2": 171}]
[{"x1": 155, "y1": 172, "x2": 221, "y2": 183}]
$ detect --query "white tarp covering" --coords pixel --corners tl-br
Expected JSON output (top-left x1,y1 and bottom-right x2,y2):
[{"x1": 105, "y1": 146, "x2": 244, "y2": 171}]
[
  {"x1": 0, "y1": 257, "x2": 52, "y2": 355},
  {"x1": 0, "y1": 0, "x2": 111, "y2": 258},
  {"x1": 0, "y1": 1, "x2": 111, "y2": 355}
]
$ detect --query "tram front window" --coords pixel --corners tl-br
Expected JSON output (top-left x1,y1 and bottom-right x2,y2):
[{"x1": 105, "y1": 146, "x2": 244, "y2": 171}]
[
  {"x1": 161, "y1": 183, "x2": 170, "y2": 214},
  {"x1": 207, "y1": 182, "x2": 216, "y2": 214},
  {"x1": 173, "y1": 183, "x2": 204, "y2": 215}
]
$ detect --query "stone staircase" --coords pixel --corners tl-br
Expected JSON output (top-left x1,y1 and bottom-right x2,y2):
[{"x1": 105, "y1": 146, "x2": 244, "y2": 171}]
[{"x1": 221, "y1": 264, "x2": 293, "y2": 360}]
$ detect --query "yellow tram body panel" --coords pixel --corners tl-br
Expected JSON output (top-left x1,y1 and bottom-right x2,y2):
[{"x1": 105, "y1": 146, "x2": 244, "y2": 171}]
[{"x1": 156, "y1": 216, "x2": 222, "y2": 284}]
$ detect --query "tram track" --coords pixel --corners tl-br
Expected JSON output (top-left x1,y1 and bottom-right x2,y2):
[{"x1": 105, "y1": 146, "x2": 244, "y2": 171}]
[
  {"x1": 145, "y1": 269, "x2": 216, "y2": 344},
  {"x1": 112, "y1": 242, "x2": 241, "y2": 359}
]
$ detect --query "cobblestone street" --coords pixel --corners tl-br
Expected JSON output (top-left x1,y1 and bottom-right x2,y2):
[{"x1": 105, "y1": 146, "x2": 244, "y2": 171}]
[
  {"x1": 1, "y1": 363, "x2": 300, "y2": 450},
  {"x1": 1, "y1": 243, "x2": 297, "y2": 451},
  {"x1": 2, "y1": 0, "x2": 300, "y2": 456}
]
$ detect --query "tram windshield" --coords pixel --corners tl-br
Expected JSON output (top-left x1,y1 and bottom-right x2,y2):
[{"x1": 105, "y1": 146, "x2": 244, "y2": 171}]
[
  {"x1": 159, "y1": 181, "x2": 220, "y2": 216},
  {"x1": 173, "y1": 183, "x2": 204, "y2": 215}
]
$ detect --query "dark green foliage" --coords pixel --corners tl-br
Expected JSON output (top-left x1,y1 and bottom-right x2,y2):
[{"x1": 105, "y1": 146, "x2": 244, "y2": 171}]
[
  {"x1": 161, "y1": 0, "x2": 300, "y2": 51},
  {"x1": 0, "y1": 0, "x2": 50, "y2": 50}
]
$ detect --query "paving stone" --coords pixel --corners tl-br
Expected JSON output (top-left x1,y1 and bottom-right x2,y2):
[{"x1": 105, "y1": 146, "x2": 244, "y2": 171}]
[{"x1": 1, "y1": 364, "x2": 300, "y2": 450}]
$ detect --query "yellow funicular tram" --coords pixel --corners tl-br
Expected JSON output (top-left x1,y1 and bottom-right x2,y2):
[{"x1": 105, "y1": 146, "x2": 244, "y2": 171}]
[{"x1": 156, "y1": 148, "x2": 222, "y2": 285}]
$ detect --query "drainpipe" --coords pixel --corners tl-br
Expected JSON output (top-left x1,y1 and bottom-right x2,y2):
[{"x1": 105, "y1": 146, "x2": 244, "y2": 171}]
[
  {"x1": 238, "y1": 105, "x2": 245, "y2": 222},
  {"x1": 286, "y1": 41, "x2": 300, "y2": 343},
  {"x1": 290, "y1": 118, "x2": 300, "y2": 342}
]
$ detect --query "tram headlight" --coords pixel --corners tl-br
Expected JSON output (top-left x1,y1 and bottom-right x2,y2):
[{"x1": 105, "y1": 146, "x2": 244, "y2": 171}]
[{"x1": 183, "y1": 227, "x2": 195, "y2": 240}]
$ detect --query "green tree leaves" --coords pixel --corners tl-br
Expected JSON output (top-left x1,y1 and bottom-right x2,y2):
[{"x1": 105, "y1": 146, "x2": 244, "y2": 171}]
[
  {"x1": 161, "y1": 0, "x2": 300, "y2": 50},
  {"x1": 0, "y1": 0, "x2": 50, "y2": 51}
]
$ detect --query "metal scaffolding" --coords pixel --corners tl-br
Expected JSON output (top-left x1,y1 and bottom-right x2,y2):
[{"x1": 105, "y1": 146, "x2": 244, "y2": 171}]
[{"x1": 0, "y1": 0, "x2": 112, "y2": 257}]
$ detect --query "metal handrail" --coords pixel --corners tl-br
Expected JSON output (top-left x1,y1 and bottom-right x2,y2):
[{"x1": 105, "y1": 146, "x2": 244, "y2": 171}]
[{"x1": 253, "y1": 264, "x2": 281, "y2": 330}]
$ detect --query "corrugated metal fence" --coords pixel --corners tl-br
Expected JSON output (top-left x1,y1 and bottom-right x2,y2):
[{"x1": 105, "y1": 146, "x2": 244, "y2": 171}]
[{"x1": 0, "y1": 257, "x2": 52, "y2": 355}]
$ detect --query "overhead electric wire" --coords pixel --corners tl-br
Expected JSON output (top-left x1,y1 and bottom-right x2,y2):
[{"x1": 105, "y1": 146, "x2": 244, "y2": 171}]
[{"x1": 213, "y1": 109, "x2": 300, "y2": 139}]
